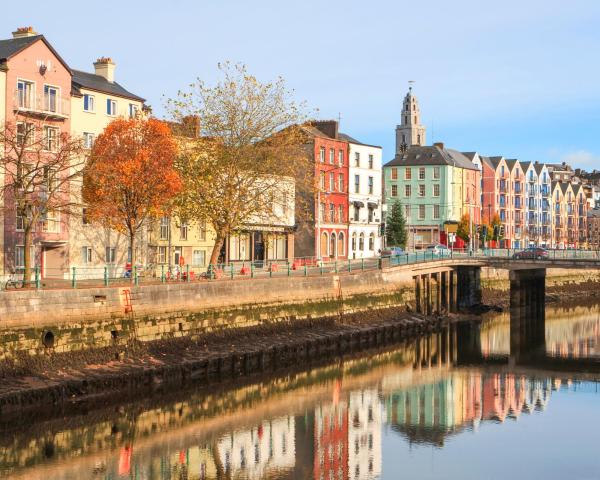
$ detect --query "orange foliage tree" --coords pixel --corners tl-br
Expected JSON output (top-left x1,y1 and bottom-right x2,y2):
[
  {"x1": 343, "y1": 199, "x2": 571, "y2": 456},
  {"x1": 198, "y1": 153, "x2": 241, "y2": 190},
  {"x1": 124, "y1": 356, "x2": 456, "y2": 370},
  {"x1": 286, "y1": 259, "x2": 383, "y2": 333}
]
[{"x1": 82, "y1": 118, "x2": 181, "y2": 268}]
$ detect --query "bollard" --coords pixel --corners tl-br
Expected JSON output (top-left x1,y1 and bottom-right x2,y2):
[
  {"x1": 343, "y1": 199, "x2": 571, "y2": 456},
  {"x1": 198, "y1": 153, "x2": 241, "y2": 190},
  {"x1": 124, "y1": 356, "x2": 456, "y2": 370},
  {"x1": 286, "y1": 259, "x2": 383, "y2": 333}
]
[
  {"x1": 270, "y1": 263, "x2": 273, "y2": 278},
  {"x1": 35, "y1": 266, "x2": 40, "y2": 289},
  {"x1": 361, "y1": 258, "x2": 365, "y2": 271},
  {"x1": 348, "y1": 259, "x2": 351, "y2": 272},
  {"x1": 71, "y1": 267, "x2": 77, "y2": 288},
  {"x1": 230, "y1": 263, "x2": 234, "y2": 279},
  {"x1": 304, "y1": 264, "x2": 308, "y2": 277},
  {"x1": 134, "y1": 265, "x2": 139, "y2": 286},
  {"x1": 320, "y1": 263, "x2": 324, "y2": 275},
  {"x1": 104, "y1": 266, "x2": 109, "y2": 286},
  {"x1": 186, "y1": 264, "x2": 190, "y2": 282},
  {"x1": 334, "y1": 261, "x2": 338, "y2": 273},
  {"x1": 287, "y1": 262, "x2": 291, "y2": 277},
  {"x1": 161, "y1": 264, "x2": 165, "y2": 283},
  {"x1": 251, "y1": 263, "x2": 254, "y2": 278}
]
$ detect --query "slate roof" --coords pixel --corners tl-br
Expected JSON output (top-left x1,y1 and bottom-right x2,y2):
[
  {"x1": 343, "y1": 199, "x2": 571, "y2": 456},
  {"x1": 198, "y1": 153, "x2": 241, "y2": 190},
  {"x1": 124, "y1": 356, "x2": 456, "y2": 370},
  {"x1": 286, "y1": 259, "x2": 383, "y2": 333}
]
[
  {"x1": 384, "y1": 145, "x2": 479, "y2": 171},
  {"x1": 506, "y1": 159, "x2": 519, "y2": 171},
  {"x1": 534, "y1": 162, "x2": 546, "y2": 174},
  {"x1": 71, "y1": 69, "x2": 145, "y2": 102},
  {"x1": 338, "y1": 132, "x2": 381, "y2": 149},
  {"x1": 0, "y1": 34, "x2": 71, "y2": 72},
  {"x1": 462, "y1": 152, "x2": 478, "y2": 161},
  {"x1": 479, "y1": 155, "x2": 495, "y2": 170}
]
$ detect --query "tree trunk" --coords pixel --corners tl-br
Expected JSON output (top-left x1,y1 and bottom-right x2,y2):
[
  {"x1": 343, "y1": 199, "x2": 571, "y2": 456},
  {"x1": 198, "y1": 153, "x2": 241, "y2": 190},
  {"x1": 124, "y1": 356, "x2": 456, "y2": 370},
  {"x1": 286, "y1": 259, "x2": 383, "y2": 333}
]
[
  {"x1": 209, "y1": 231, "x2": 225, "y2": 268},
  {"x1": 129, "y1": 231, "x2": 135, "y2": 284},
  {"x1": 23, "y1": 226, "x2": 32, "y2": 285}
]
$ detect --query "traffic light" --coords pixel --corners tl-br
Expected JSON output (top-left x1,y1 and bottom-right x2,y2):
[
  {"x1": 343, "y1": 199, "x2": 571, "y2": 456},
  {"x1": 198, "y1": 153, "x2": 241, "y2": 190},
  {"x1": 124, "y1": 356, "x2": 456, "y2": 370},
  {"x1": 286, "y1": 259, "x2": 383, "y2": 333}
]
[
  {"x1": 493, "y1": 225, "x2": 499, "y2": 239},
  {"x1": 500, "y1": 225, "x2": 505, "y2": 237},
  {"x1": 482, "y1": 225, "x2": 488, "y2": 238}
]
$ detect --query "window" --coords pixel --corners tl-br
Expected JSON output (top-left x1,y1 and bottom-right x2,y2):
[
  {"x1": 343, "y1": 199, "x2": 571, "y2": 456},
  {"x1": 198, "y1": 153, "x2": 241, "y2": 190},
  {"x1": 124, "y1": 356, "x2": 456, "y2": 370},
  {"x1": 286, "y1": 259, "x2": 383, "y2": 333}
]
[
  {"x1": 16, "y1": 211, "x2": 25, "y2": 231},
  {"x1": 106, "y1": 98, "x2": 117, "y2": 116},
  {"x1": 158, "y1": 246, "x2": 167, "y2": 264},
  {"x1": 433, "y1": 167, "x2": 440, "y2": 179},
  {"x1": 338, "y1": 205, "x2": 344, "y2": 223},
  {"x1": 337, "y1": 232, "x2": 345, "y2": 257},
  {"x1": 320, "y1": 171, "x2": 326, "y2": 189},
  {"x1": 368, "y1": 154, "x2": 374, "y2": 169},
  {"x1": 352, "y1": 233, "x2": 357, "y2": 251},
  {"x1": 129, "y1": 103, "x2": 138, "y2": 118},
  {"x1": 359, "y1": 233, "x2": 365, "y2": 250},
  {"x1": 15, "y1": 246, "x2": 25, "y2": 269},
  {"x1": 355, "y1": 152, "x2": 360, "y2": 167},
  {"x1": 329, "y1": 148, "x2": 334, "y2": 164},
  {"x1": 159, "y1": 217, "x2": 170, "y2": 240},
  {"x1": 391, "y1": 168, "x2": 398, "y2": 180},
  {"x1": 353, "y1": 205, "x2": 360, "y2": 221},
  {"x1": 44, "y1": 85, "x2": 58, "y2": 112},
  {"x1": 43, "y1": 166, "x2": 57, "y2": 192},
  {"x1": 369, "y1": 233, "x2": 375, "y2": 251},
  {"x1": 320, "y1": 203, "x2": 326, "y2": 221},
  {"x1": 433, "y1": 204, "x2": 440, "y2": 219},
  {"x1": 329, "y1": 203, "x2": 335, "y2": 222},
  {"x1": 83, "y1": 94, "x2": 95, "y2": 112},
  {"x1": 17, "y1": 80, "x2": 34, "y2": 109},
  {"x1": 418, "y1": 184, "x2": 425, "y2": 197},
  {"x1": 418, "y1": 205, "x2": 425, "y2": 220},
  {"x1": 433, "y1": 184, "x2": 440, "y2": 197},
  {"x1": 16, "y1": 122, "x2": 34, "y2": 146},
  {"x1": 83, "y1": 132, "x2": 95, "y2": 149},
  {"x1": 42, "y1": 209, "x2": 60, "y2": 233},
  {"x1": 43, "y1": 126, "x2": 59, "y2": 151},
  {"x1": 391, "y1": 185, "x2": 398, "y2": 197},
  {"x1": 319, "y1": 147, "x2": 325, "y2": 163},
  {"x1": 419, "y1": 167, "x2": 425, "y2": 180},
  {"x1": 81, "y1": 246, "x2": 92, "y2": 265},
  {"x1": 368, "y1": 176, "x2": 374, "y2": 194},
  {"x1": 105, "y1": 246, "x2": 116, "y2": 264},
  {"x1": 180, "y1": 223, "x2": 188, "y2": 240},
  {"x1": 405, "y1": 168, "x2": 412, "y2": 180},
  {"x1": 338, "y1": 173, "x2": 344, "y2": 192},
  {"x1": 329, "y1": 172, "x2": 335, "y2": 191},
  {"x1": 82, "y1": 208, "x2": 90, "y2": 225},
  {"x1": 199, "y1": 221, "x2": 207, "y2": 240},
  {"x1": 368, "y1": 206, "x2": 374, "y2": 223},
  {"x1": 192, "y1": 249, "x2": 206, "y2": 266},
  {"x1": 338, "y1": 149, "x2": 344, "y2": 165},
  {"x1": 354, "y1": 174, "x2": 360, "y2": 194},
  {"x1": 405, "y1": 184, "x2": 411, "y2": 197}
]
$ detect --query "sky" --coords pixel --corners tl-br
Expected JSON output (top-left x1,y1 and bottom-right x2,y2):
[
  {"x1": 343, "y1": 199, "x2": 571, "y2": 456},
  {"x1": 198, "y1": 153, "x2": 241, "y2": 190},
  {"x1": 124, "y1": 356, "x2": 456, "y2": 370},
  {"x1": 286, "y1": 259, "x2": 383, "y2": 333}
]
[{"x1": 3, "y1": 0, "x2": 600, "y2": 169}]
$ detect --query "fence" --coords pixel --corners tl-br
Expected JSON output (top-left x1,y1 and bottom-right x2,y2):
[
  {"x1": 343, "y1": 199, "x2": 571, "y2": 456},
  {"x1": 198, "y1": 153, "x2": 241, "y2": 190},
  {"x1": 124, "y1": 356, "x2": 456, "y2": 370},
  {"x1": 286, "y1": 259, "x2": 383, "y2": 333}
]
[{"x1": 3, "y1": 248, "x2": 600, "y2": 291}]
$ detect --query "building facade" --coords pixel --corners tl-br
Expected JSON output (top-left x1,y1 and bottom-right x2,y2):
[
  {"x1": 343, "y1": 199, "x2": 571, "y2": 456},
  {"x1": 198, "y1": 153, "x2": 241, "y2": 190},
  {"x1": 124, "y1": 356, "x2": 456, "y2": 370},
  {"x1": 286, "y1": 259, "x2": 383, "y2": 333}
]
[{"x1": 343, "y1": 134, "x2": 383, "y2": 258}]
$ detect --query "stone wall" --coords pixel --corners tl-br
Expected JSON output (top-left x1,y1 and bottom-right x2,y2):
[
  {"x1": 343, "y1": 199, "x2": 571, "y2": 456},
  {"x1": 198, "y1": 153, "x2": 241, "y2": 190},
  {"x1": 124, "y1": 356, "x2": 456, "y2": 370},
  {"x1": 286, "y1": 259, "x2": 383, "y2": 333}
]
[
  {"x1": 480, "y1": 267, "x2": 600, "y2": 291},
  {"x1": 0, "y1": 268, "x2": 416, "y2": 358}
]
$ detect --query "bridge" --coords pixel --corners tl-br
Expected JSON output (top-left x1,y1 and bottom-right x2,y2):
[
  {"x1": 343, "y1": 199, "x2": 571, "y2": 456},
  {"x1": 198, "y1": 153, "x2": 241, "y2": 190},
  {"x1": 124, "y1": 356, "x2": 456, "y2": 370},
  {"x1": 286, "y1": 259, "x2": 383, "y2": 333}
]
[{"x1": 382, "y1": 250, "x2": 600, "y2": 365}]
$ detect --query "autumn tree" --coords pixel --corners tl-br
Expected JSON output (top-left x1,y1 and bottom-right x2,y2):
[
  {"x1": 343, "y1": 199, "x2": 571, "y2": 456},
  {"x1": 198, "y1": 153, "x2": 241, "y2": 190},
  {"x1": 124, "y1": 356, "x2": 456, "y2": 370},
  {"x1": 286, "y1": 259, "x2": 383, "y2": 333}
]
[
  {"x1": 82, "y1": 117, "x2": 181, "y2": 270},
  {"x1": 167, "y1": 62, "x2": 311, "y2": 266},
  {"x1": 490, "y1": 213, "x2": 502, "y2": 241},
  {"x1": 0, "y1": 119, "x2": 87, "y2": 283},
  {"x1": 386, "y1": 201, "x2": 407, "y2": 249},
  {"x1": 457, "y1": 213, "x2": 471, "y2": 243}
]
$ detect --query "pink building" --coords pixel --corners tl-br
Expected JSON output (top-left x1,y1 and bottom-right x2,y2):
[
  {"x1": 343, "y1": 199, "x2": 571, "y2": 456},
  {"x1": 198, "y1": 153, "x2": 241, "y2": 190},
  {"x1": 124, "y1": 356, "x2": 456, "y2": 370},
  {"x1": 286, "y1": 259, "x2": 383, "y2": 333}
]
[{"x1": 0, "y1": 28, "x2": 72, "y2": 275}]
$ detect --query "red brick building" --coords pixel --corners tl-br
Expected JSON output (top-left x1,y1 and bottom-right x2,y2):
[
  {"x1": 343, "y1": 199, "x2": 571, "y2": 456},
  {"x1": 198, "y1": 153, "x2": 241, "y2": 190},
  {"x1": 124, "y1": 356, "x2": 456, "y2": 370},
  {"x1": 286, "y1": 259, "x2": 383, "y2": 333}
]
[{"x1": 295, "y1": 120, "x2": 349, "y2": 261}]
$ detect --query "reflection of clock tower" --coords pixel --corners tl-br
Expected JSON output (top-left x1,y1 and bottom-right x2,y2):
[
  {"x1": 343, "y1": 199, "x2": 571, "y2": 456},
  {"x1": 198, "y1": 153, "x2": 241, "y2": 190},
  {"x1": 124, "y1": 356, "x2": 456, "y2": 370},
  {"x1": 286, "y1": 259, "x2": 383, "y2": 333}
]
[{"x1": 395, "y1": 85, "x2": 427, "y2": 154}]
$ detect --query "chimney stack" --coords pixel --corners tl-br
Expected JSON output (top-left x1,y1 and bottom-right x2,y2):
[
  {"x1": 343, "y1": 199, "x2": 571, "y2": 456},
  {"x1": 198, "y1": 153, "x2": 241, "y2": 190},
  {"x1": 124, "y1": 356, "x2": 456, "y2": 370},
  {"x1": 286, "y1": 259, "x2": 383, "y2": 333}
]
[
  {"x1": 433, "y1": 142, "x2": 445, "y2": 150},
  {"x1": 310, "y1": 120, "x2": 339, "y2": 140},
  {"x1": 12, "y1": 26, "x2": 37, "y2": 38},
  {"x1": 94, "y1": 57, "x2": 115, "y2": 82}
]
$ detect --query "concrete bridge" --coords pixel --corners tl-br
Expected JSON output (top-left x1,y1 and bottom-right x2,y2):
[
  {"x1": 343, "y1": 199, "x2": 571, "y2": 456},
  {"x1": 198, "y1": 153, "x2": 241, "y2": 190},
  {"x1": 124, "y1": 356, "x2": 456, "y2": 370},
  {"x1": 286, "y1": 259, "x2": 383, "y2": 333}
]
[{"x1": 390, "y1": 253, "x2": 600, "y2": 368}]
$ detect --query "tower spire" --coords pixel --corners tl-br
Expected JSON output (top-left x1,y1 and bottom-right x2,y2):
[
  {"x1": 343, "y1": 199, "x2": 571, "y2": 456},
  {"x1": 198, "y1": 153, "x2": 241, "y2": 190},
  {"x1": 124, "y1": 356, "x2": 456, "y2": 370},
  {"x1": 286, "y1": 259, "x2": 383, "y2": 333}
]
[{"x1": 395, "y1": 82, "x2": 427, "y2": 154}]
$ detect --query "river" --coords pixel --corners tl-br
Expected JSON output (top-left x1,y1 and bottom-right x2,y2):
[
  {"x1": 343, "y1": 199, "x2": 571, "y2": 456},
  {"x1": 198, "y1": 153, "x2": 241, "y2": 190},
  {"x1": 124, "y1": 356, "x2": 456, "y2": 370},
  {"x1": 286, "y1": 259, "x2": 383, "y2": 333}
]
[{"x1": 2, "y1": 304, "x2": 600, "y2": 480}]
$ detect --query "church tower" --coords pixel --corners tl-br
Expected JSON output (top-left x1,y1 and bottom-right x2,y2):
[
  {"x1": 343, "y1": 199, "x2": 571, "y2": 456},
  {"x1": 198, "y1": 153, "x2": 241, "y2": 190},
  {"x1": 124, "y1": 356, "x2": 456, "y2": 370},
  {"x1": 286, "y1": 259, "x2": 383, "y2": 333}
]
[{"x1": 395, "y1": 85, "x2": 427, "y2": 154}]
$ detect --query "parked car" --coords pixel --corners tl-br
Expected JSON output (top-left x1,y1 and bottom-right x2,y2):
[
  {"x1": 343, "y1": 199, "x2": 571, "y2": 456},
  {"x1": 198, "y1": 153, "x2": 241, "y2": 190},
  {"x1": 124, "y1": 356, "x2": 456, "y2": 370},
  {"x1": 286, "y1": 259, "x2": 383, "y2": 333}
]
[
  {"x1": 513, "y1": 247, "x2": 549, "y2": 260},
  {"x1": 381, "y1": 247, "x2": 404, "y2": 257},
  {"x1": 426, "y1": 244, "x2": 450, "y2": 255}
]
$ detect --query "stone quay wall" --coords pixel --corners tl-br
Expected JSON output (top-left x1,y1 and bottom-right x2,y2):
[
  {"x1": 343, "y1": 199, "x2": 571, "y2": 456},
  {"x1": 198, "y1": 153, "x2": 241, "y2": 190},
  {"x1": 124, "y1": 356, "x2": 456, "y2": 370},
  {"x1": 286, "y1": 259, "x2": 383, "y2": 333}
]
[{"x1": 0, "y1": 268, "x2": 417, "y2": 359}]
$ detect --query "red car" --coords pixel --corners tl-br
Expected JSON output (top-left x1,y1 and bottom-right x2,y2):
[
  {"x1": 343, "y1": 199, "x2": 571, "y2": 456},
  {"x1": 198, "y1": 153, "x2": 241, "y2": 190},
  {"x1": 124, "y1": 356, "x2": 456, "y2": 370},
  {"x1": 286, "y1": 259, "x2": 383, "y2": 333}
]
[{"x1": 513, "y1": 247, "x2": 549, "y2": 260}]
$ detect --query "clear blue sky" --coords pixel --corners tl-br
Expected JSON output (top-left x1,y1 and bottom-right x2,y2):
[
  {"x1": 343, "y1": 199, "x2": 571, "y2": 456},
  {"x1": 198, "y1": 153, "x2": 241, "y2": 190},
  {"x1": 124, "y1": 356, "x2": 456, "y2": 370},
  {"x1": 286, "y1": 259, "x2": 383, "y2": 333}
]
[{"x1": 4, "y1": 0, "x2": 600, "y2": 168}]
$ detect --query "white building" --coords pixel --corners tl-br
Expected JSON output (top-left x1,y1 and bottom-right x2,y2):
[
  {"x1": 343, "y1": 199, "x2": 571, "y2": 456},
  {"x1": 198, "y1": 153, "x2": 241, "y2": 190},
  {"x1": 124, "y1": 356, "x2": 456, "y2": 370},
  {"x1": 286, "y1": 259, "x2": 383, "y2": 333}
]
[
  {"x1": 348, "y1": 389, "x2": 382, "y2": 480},
  {"x1": 341, "y1": 134, "x2": 383, "y2": 258}
]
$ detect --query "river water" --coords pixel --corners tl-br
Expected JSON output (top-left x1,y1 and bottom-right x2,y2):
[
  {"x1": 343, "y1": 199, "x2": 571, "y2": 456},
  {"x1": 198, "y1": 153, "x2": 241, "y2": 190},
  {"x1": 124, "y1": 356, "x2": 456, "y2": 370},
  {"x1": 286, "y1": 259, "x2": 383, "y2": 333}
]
[{"x1": 2, "y1": 304, "x2": 600, "y2": 480}]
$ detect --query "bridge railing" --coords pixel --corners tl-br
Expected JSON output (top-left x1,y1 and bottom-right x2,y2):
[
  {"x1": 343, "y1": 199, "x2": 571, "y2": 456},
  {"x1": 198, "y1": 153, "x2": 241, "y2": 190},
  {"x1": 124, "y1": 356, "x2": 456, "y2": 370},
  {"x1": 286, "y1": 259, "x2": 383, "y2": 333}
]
[{"x1": 478, "y1": 248, "x2": 600, "y2": 261}]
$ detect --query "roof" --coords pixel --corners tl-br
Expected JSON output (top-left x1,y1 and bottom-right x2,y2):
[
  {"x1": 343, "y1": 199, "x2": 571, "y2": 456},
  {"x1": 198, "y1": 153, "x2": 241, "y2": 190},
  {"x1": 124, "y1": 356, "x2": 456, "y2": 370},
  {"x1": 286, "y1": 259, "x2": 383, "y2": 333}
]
[
  {"x1": 0, "y1": 34, "x2": 71, "y2": 73},
  {"x1": 71, "y1": 69, "x2": 145, "y2": 102},
  {"x1": 338, "y1": 132, "x2": 381, "y2": 149},
  {"x1": 479, "y1": 155, "x2": 495, "y2": 170},
  {"x1": 506, "y1": 159, "x2": 519, "y2": 170},
  {"x1": 588, "y1": 209, "x2": 600, "y2": 219},
  {"x1": 384, "y1": 145, "x2": 479, "y2": 171},
  {"x1": 462, "y1": 152, "x2": 478, "y2": 161},
  {"x1": 534, "y1": 162, "x2": 546, "y2": 174}
]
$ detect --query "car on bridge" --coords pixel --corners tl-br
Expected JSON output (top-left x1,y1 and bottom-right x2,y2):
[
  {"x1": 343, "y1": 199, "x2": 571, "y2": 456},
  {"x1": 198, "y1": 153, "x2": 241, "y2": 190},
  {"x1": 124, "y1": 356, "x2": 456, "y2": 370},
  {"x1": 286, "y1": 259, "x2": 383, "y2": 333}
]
[
  {"x1": 512, "y1": 247, "x2": 549, "y2": 260},
  {"x1": 426, "y1": 244, "x2": 450, "y2": 256},
  {"x1": 381, "y1": 247, "x2": 404, "y2": 257}
]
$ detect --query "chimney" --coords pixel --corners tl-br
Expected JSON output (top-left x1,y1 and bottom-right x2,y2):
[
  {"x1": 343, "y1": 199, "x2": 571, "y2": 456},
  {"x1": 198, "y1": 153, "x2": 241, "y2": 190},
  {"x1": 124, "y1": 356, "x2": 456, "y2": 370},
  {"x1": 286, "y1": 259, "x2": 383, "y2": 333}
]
[
  {"x1": 12, "y1": 26, "x2": 37, "y2": 38},
  {"x1": 94, "y1": 57, "x2": 115, "y2": 82},
  {"x1": 310, "y1": 120, "x2": 339, "y2": 139},
  {"x1": 433, "y1": 142, "x2": 444, "y2": 150}
]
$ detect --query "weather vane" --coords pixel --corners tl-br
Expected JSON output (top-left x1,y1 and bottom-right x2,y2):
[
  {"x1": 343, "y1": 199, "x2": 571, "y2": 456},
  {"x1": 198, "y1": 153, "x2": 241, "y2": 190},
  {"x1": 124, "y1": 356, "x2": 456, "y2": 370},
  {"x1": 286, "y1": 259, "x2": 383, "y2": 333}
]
[{"x1": 408, "y1": 80, "x2": 415, "y2": 92}]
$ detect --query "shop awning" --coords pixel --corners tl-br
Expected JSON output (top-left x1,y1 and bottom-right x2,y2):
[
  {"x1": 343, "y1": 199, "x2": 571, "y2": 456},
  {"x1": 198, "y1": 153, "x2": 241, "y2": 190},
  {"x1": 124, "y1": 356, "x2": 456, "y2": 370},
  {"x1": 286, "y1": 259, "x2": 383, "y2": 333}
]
[{"x1": 353, "y1": 201, "x2": 365, "y2": 208}]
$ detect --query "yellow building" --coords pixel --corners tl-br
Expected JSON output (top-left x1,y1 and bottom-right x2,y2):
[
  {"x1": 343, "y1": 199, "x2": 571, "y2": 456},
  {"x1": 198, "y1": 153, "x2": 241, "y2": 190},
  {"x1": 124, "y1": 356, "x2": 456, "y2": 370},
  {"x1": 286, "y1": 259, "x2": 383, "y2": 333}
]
[
  {"x1": 68, "y1": 57, "x2": 146, "y2": 277},
  {"x1": 147, "y1": 217, "x2": 216, "y2": 276}
]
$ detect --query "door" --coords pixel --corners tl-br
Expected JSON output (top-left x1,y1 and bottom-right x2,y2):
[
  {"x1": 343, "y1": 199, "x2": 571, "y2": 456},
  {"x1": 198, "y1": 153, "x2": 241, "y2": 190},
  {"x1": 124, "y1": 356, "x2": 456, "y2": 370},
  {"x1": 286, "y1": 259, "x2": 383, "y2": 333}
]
[{"x1": 253, "y1": 232, "x2": 265, "y2": 267}]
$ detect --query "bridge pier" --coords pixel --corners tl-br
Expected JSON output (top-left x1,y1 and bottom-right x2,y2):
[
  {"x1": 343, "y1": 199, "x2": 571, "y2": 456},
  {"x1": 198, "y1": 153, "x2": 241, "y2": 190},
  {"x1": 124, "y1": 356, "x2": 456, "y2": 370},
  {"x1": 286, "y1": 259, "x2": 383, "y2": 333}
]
[
  {"x1": 510, "y1": 268, "x2": 546, "y2": 361},
  {"x1": 414, "y1": 270, "x2": 457, "y2": 315},
  {"x1": 456, "y1": 266, "x2": 482, "y2": 310}
]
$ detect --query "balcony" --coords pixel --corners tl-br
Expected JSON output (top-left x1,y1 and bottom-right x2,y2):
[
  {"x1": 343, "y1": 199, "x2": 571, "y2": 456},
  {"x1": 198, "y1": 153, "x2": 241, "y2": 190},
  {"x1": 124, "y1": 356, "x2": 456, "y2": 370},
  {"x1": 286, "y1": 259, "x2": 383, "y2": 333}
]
[{"x1": 13, "y1": 89, "x2": 70, "y2": 120}]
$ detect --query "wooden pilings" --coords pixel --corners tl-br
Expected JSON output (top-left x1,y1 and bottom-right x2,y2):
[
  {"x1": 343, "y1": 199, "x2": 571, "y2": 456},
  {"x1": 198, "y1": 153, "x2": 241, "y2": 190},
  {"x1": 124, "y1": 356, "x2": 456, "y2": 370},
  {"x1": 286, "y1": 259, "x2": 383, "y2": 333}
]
[{"x1": 413, "y1": 270, "x2": 459, "y2": 314}]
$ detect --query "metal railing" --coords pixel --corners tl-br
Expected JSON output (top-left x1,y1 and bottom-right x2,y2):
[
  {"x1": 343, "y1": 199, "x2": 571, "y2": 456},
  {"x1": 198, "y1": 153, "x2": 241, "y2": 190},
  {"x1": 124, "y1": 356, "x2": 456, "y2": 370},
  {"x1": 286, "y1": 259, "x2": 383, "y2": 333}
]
[{"x1": 3, "y1": 248, "x2": 600, "y2": 291}]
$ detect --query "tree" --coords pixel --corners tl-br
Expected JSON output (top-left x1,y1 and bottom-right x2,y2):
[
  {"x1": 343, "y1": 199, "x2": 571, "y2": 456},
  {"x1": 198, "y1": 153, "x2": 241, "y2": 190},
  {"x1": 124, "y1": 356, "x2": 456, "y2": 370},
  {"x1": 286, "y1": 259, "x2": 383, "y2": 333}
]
[
  {"x1": 82, "y1": 117, "x2": 181, "y2": 271},
  {"x1": 386, "y1": 201, "x2": 407, "y2": 248},
  {"x1": 167, "y1": 62, "x2": 311, "y2": 266},
  {"x1": 457, "y1": 213, "x2": 471, "y2": 243},
  {"x1": 490, "y1": 213, "x2": 502, "y2": 241},
  {"x1": 0, "y1": 119, "x2": 87, "y2": 283}
]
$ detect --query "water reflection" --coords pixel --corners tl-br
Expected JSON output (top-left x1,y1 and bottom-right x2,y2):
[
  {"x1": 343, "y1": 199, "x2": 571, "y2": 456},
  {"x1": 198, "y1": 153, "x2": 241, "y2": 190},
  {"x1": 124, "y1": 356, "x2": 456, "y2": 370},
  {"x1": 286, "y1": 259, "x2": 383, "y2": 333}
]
[{"x1": 2, "y1": 304, "x2": 600, "y2": 480}]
